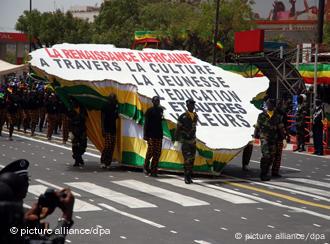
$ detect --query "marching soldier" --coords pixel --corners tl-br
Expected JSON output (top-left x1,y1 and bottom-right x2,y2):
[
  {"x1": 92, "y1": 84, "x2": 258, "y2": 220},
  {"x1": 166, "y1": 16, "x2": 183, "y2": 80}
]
[
  {"x1": 272, "y1": 99, "x2": 290, "y2": 177},
  {"x1": 45, "y1": 93, "x2": 59, "y2": 140},
  {"x1": 254, "y1": 99, "x2": 285, "y2": 181},
  {"x1": 21, "y1": 90, "x2": 30, "y2": 133},
  {"x1": 28, "y1": 87, "x2": 41, "y2": 136},
  {"x1": 59, "y1": 101, "x2": 70, "y2": 144},
  {"x1": 38, "y1": 89, "x2": 47, "y2": 132},
  {"x1": 143, "y1": 96, "x2": 164, "y2": 177},
  {"x1": 175, "y1": 98, "x2": 198, "y2": 184},
  {"x1": 70, "y1": 101, "x2": 87, "y2": 167},
  {"x1": 100, "y1": 94, "x2": 119, "y2": 169},
  {"x1": 6, "y1": 87, "x2": 20, "y2": 140}
]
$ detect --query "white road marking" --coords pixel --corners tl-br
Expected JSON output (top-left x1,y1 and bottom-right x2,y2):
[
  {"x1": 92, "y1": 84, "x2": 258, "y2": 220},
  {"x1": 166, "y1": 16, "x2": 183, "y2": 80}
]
[
  {"x1": 194, "y1": 240, "x2": 212, "y2": 244},
  {"x1": 241, "y1": 217, "x2": 247, "y2": 220},
  {"x1": 283, "y1": 214, "x2": 290, "y2": 218},
  {"x1": 214, "y1": 209, "x2": 221, "y2": 212},
  {"x1": 28, "y1": 184, "x2": 101, "y2": 212},
  {"x1": 66, "y1": 182, "x2": 157, "y2": 208},
  {"x1": 194, "y1": 219, "x2": 200, "y2": 222},
  {"x1": 287, "y1": 178, "x2": 330, "y2": 189},
  {"x1": 75, "y1": 216, "x2": 82, "y2": 219},
  {"x1": 313, "y1": 224, "x2": 321, "y2": 227},
  {"x1": 113, "y1": 180, "x2": 209, "y2": 207},
  {"x1": 200, "y1": 183, "x2": 330, "y2": 221},
  {"x1": 223, "y1": 175, "x2": 330, "y2": 203},
  {"x1": 250, "y1": 160, "x2": 301, "y2": 171},
  {"x1": 269, "y1": 181, "x2": 330, "y2": 198},
  {"x1": 23, "y1": 203, "x2": 31, "y2": 209},
  {"x1": 220, "y1": 227, "x2": 228, "y2": 231},
  {"x1": 35, "y1": 179, "x2": 82, "y2": 197},
  {"x1": 0, "y1": 164, "x2": 4, "y2": 168},
  {"x1": 170, "y1": 230, "x2": 177, "y2": 234},
  {"x1": 99, "y1": 203, "x2": 165, "y2": 228},
  {"x1": 120, "y1": 236, "x2": 127, "y2": 239},
  {"x1": 267, "y1": 225, "x2": 275, "y2": 228},
  {"x1": 158, "y1": 178, "x2": 256, "y2": 204},
  {"x1": 1, "y1": 132, "x2": 101, "y2": 158}
]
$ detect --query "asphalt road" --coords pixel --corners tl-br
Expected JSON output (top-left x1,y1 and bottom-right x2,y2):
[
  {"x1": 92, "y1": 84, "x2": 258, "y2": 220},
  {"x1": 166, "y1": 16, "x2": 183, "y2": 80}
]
[{"x1": 0, "y1": 129, "x2": 329, "y2": 244}]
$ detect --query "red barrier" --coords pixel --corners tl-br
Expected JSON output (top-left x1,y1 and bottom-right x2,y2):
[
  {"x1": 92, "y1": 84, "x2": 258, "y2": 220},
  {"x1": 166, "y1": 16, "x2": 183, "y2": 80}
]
[{"x1": 287, "y1": 114, "x2": 329, "y2": 149}]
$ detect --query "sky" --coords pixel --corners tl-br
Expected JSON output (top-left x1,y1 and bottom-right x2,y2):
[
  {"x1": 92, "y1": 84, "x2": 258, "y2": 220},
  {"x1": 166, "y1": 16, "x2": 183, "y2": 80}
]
[
  {"x1": 0, "y1": 0, "x2": 103, "y2": 31},
  {"x1": 0, "y1": 0, "x2": 320, "y2": 32}
]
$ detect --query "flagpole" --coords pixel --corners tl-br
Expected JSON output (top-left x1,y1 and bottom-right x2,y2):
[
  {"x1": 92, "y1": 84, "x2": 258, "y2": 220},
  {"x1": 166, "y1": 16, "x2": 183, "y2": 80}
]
[
  {"x1": 212, "y1": 0, "x2": 220, "y2": 65},
  {"x1": 29, "y1": 0, "x2": 32, "y2": 53}
]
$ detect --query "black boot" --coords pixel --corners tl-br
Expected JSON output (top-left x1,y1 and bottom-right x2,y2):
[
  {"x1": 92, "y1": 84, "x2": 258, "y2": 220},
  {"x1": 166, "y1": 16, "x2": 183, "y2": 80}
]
[
  {"x1": 143, "y1": 161, "x2": 151, "y2": 175},
  {"x1": 184, "y1": 170, "x2": 193, "y2": 184},
  {"x1": 260, "y1": 158, "x2": 271, "y2": 181}
]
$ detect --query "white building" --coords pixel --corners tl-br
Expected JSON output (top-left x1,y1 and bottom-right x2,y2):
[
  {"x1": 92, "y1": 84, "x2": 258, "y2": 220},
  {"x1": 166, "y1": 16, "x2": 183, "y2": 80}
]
[{"x1": 69, "y1": 5, "x2": 100, "y2": 22}]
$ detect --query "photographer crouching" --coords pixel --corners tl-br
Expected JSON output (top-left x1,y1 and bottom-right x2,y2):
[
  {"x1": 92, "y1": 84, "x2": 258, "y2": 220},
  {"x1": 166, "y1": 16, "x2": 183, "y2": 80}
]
[{"x1": 0, "y1": 159, "x2": 75, "y2": 244}]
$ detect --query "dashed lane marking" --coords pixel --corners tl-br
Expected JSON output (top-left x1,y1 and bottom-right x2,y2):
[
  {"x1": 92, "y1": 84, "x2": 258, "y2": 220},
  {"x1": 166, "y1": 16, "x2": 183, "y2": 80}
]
[{"x1": 98, "y1": 203, "x2": 165, "y2": 228}]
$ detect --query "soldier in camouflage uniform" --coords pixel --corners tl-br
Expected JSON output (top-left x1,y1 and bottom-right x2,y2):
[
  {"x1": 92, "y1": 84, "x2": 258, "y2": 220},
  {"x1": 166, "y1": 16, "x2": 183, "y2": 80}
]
[
  {"x1": 69, "y1": 101, "x2": 87, "y2": 167},
  {"x1": 6, "y1": 88, "x2": 20, "y2": 140},
  {"x1": 295, "y1": 95, "x2": 307, "y2": 152},
  {"x1": 254, "y1": 99, "x2": 285, "y2": 181},
  {"x1": 143, "y1": 96, "x2": 164, "y2": 177},
  {"x1": 28, "y1": 87, "x2": 41, "y2": 137},
  {"x1": 100, "y1": 94, "x2": 119, "y2": 169},
  {"x1": 175, "y1": 98, "x2": 198, "y2": 184}
]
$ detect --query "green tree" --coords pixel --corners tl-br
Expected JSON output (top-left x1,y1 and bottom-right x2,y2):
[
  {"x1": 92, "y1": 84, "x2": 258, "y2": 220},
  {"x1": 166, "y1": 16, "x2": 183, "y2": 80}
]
[
  {"x1": 16, "y1": 9, "x2": 92, "y2": 47},
  {"x1": 324, "y1": 21, "x2": 330, "y2": 46}
]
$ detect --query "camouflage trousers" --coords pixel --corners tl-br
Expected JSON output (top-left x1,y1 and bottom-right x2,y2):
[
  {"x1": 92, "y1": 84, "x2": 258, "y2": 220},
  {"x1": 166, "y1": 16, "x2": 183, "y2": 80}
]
[
  {"x1": 272, "y1": 141, "x2": 283, "y2": 175},
  {"x1": 181, "y1": 142, "x2": 196, "y2": 175},
  {"x1": 7, "y1": 112, "x2": 17, "y2": 137},
  {"x1": 17, "y1": 109, "x2": 23, "y2": 130},
  {"x1": 29, "y1": 109, "x2": 39, "y2": 135},
  {"x1": 23, "y1": 109, "x2": 30, "y2": 132},
  {"x1": 72, "y1": 132, "x2": 87, "y2": 163},
  {"x1": 101, "y1": 133, "x2": 116, "y2": 166},
  {"x1": 144, "y1": 138, "x2": 162, "y2": 173},
  {"x1": 260, "y1": 139, "x2": 277, "y2": 177},
  {"x1": 39, "y1": 107, "x2": 46, "y2": 132},
  {"x1": 61, "y1": 114, "x2": 70, "y2": 142},
  {"x1": 47, "y1": 114, "x2": 58, "y2": 139}
]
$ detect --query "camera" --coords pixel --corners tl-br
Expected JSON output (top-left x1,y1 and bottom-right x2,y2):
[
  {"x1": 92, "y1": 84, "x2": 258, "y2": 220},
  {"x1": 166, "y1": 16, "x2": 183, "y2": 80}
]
[{"x1": 38, "y1": 188, "x2": 66, "y2": 209}]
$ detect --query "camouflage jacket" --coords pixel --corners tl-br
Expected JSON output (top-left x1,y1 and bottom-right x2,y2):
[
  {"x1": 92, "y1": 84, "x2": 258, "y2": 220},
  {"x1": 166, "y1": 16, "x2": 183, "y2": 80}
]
[
  {"x1": 175, "y1": 111, "x2": 198, "y2": 144},
  {"x1": 254, "y1": 110, "x2": 285, "y2": 142}
]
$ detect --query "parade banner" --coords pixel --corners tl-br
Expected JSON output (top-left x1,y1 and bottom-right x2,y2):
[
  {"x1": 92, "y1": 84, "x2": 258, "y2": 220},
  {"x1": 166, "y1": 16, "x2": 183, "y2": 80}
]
[{"x1": 29, "y1": 43, "x2": 269, "y2": 173}]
